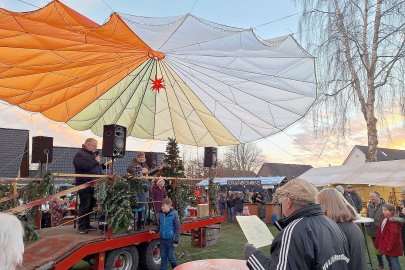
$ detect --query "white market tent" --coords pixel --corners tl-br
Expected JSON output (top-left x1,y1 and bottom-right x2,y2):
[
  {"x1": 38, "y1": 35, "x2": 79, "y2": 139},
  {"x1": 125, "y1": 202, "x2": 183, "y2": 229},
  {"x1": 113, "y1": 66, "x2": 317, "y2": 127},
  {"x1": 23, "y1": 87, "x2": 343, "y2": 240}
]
[{"x1": 298, "y1": 159, "x2": 405, "y2": 187}]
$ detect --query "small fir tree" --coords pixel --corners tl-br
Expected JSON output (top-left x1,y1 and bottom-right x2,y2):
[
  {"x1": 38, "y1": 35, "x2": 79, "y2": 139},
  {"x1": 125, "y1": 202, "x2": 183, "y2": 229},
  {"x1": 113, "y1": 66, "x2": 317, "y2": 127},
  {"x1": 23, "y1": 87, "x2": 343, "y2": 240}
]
[
  {"x1": 163, "y1": 138, "x2": 185, "y2": 178},
  {"x1": 162, "y1": 138, "x2": 190, "y2": 218}
]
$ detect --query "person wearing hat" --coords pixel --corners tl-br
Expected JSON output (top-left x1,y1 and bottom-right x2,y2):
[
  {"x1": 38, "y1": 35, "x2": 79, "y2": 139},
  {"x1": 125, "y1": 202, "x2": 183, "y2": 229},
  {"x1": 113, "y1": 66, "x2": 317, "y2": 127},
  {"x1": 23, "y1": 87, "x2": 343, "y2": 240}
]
[
  {"x1": 244, "y1": 179, "x2": 350, "y2": 270},
  {"x1": 366, "y1": 191, "x2": 386, "y2": 270},
  {"x1": 335, "y1": 185, "x2": 356, "y2": 210},
  {"x1": 345, "y1": 184, "x2": 363, "y2": 212}
]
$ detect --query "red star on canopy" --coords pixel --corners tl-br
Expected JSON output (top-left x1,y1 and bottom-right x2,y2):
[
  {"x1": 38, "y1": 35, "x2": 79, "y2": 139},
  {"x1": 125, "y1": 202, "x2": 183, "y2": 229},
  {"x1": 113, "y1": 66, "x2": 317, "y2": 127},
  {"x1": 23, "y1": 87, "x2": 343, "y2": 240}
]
[{"x1": 150, "y1": 76, "x2": 165, "y2": 93}]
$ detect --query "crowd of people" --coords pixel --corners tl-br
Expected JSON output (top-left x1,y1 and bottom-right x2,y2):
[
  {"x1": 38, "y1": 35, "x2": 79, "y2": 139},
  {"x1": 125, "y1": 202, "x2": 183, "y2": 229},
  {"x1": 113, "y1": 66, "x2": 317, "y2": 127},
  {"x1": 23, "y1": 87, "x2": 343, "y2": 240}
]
[
  {"x1": 71, "y1": 138, "x2": 405, "y2": 269},
  {"x1": 244, "y1": 180, "x2": 405, "y2": 270},
  {"x1": 4, "y1": 137, "x2": 405, "y2": 270},
  {"x1": 219, "y1": 190, "x2": 267, "y2": 223},
  {"x1": 40, "y1": 196, "x2": 77, "y2": 228}
]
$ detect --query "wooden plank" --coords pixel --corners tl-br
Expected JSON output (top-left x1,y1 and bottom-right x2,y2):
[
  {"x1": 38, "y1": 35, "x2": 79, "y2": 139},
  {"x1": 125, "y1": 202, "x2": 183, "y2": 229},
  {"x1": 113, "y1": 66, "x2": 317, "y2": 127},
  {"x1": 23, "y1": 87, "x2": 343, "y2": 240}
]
[
  {"x1": 7, "y1": 180, "x2": 97, "y2": 214},
  {"x1": 0, "y1": 194, "x2": 18, "y2": 204}
]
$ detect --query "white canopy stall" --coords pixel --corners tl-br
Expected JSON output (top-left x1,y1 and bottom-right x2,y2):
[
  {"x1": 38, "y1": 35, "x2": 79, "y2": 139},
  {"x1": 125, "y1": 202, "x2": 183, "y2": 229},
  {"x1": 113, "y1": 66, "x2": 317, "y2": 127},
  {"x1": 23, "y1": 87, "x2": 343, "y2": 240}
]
[{"x1": 298, "y1": 159, "x2": 405, "y2": 187}]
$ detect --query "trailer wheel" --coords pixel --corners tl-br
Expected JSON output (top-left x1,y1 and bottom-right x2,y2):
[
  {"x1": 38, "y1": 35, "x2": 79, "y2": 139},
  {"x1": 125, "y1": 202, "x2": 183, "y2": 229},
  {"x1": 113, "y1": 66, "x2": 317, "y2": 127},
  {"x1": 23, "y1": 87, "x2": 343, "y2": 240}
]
[
  {"x1": 139, "y1": 239, "x2": 161, "y2": 270},
  {"x1": 105, "y1": 246, "x2": 138, "y2": 270}
]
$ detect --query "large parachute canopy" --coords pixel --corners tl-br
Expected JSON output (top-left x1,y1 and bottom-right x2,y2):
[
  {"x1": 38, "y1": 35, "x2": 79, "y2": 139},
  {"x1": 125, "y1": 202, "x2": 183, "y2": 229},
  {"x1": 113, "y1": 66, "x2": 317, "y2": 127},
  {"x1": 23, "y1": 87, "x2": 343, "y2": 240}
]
[{"x1": 0, "y1": 1, "x2": 316, "y2": 146}]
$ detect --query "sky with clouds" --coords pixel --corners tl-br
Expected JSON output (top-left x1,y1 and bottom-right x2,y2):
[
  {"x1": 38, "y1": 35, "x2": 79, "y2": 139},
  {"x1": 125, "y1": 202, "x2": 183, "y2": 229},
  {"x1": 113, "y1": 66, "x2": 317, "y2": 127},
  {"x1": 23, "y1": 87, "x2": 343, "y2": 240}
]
[{"x1": 1, "y1": 0, "x2": 404, "y2": 168}]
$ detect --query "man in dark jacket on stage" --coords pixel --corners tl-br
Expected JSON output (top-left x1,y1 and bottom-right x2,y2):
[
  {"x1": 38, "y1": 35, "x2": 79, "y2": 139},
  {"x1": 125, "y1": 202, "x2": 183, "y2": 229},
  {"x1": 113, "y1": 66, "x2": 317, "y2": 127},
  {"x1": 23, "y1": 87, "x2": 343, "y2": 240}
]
[
  {"x1": 244, "y1": 179, "x2": 350, "y2": 270},
  {"x1": 73, "y1": 138, "x2": 103, "y2": 234}
]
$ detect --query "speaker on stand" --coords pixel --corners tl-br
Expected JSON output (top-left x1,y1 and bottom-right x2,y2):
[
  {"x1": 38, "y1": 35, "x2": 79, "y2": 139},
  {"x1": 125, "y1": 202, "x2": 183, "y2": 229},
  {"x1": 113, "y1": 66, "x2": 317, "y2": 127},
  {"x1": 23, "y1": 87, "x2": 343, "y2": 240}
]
[
  {"x1": 32, "y1": 136, "x2": 53, "y2": 176},
  {"x1": 102, "y1": 124, "x2": 127, "y2": 174},
  {"x1": 204, "y1": 147, "x2": 217, "y2": 168}
]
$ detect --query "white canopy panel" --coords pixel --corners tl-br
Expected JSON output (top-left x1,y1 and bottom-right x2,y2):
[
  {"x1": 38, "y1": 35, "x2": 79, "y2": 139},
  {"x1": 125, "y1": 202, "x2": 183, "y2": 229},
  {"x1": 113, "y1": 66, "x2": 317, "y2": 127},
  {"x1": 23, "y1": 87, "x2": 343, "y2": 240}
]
[
  {"x1": 298, "y1": 160, "x2": 405, "y2": 187},
  {"x1": 119, "y1": 13, "x2": 317, "y2": 144}
]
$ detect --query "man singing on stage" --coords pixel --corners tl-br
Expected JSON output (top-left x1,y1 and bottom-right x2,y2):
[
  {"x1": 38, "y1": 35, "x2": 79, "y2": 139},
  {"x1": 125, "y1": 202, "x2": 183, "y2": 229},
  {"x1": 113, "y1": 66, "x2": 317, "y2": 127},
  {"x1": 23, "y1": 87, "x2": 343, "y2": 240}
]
[{"x1": 73, "y1": 138, "x2": 104, "y2": 234}]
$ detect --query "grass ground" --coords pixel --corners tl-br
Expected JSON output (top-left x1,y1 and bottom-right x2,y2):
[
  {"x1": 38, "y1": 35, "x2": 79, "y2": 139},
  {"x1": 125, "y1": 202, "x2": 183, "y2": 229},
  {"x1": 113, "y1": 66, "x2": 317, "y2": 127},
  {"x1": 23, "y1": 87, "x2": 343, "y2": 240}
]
[{"x1": 72, "y1": 222, "x2": 405, "y2": 269}]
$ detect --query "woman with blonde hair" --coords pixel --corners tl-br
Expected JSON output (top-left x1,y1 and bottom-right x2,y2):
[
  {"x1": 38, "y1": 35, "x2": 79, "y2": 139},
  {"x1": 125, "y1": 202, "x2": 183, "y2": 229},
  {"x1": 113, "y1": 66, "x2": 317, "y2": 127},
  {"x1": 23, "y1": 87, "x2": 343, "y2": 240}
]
[{"x1": 318, "y1": 188, "x2": 367, "y2": 270}]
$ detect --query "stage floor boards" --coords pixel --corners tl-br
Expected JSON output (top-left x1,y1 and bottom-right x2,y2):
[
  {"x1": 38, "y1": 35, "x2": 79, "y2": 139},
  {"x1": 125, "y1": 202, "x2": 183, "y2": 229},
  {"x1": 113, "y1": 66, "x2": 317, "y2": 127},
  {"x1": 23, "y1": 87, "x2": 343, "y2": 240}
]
[{"x1": 21, "y1": 222, "x2": 155, "y2": 270}]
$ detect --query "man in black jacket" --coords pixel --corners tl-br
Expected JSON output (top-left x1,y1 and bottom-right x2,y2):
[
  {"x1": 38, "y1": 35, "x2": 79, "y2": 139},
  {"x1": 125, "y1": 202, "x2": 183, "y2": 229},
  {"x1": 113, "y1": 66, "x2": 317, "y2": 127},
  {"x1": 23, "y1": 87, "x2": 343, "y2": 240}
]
[
  {"x1": 245, "y1": 179, "x2": 350, "y2": 270},
  {"x1": 345, "y1": 184, "x2": 362, "y2": 212},
  {"x1": 73, "y1": 138, "x2": 103, "y2": 234}
]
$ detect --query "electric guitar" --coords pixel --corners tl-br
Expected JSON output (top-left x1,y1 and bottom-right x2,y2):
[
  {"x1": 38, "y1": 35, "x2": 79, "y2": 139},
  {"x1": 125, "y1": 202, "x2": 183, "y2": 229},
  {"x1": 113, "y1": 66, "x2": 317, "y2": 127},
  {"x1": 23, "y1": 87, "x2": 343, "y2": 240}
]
[{"x1": 143, "y1": 163, "x2": 167, "y2": 176}]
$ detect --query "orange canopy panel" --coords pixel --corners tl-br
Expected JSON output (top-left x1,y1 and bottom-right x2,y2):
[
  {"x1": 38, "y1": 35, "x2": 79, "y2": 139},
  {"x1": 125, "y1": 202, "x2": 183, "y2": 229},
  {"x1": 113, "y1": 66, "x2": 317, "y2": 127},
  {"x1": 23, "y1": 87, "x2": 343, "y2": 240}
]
[
  {"x1": 0, "y1": 1, "x2": 318, "y2": 147},
  {"x1": 0, "y1": 0, "x2": 152, "y2": 121}
]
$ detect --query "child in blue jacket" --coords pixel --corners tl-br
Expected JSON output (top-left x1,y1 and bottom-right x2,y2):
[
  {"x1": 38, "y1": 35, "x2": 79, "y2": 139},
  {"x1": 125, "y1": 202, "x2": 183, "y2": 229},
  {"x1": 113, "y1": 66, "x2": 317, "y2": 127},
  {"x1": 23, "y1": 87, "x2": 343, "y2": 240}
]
[{"x1": 150, "y1": 198, "x2": 180, "y2": 270}]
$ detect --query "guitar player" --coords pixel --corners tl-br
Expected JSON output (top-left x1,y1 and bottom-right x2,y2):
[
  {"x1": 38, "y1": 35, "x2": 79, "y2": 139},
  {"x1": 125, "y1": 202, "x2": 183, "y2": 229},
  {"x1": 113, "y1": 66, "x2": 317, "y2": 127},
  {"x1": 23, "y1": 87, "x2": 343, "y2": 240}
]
[{"x1": 127, "y1": 152, "x2": 162, "y2": 230}]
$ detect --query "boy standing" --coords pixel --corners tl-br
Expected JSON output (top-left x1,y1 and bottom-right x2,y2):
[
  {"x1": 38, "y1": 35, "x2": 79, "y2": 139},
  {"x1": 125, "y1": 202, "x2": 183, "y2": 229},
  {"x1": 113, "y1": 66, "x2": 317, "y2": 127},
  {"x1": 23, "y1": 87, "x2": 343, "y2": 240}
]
[{"x1": 150, "y1": 198, "x2": 180, "y2": 270}]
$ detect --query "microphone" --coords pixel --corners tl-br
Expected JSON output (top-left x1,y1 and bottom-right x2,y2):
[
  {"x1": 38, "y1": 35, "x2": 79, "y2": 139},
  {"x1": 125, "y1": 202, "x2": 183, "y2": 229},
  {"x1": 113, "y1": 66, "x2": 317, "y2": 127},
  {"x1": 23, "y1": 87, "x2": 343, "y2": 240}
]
[{"x1": 94, "y1": 150, "x2": 100, "y2": 157}]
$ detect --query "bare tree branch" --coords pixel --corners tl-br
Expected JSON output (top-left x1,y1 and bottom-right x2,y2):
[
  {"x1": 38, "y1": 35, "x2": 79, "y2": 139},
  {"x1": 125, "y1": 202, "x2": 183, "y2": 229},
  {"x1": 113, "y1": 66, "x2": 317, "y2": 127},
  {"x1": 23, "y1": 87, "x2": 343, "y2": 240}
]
[{"x1": 294, "y1": 0, "x2": 405, "y2": 162}]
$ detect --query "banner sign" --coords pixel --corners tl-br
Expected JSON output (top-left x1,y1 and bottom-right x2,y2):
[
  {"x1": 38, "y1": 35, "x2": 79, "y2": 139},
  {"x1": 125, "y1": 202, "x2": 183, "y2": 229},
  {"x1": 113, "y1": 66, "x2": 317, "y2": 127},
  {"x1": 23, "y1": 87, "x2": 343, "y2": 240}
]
[{"x1": 227, "y1": 180, "x2": 261, "y2": 187}]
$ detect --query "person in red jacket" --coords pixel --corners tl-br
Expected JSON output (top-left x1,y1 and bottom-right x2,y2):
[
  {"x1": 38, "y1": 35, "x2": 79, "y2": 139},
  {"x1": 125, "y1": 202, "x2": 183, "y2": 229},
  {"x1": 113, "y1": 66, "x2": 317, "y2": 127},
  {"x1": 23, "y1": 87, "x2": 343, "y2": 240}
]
[{"x1": 375, "y1": 204, "x2": 403, "y2": 270}]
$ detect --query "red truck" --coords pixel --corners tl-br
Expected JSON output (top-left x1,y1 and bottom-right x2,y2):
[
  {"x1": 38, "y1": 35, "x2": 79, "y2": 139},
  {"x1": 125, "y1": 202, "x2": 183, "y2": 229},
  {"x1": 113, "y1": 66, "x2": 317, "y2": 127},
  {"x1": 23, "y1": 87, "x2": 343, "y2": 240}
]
[
  {"x1": 22, "y1": 215, "x2": 223, "y2": 270},
  {"x1": 4, "y1": 177, "x2": 222, "y2": 270}
]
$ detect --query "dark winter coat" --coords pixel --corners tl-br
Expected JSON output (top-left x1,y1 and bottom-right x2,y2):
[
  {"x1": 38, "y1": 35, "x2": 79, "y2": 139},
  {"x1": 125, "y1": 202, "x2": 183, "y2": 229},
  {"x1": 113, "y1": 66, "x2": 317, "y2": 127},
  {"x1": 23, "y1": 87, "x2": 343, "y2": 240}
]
[
  {"x1": 226, "y1": 198, "x2": 235, "y2": 208},
  {"x1": 134, "y1": 181, "x2": 149, "y2": 210},
  {"x1": 155, "y1": 208, "x2": 180, "y2": 244},
  {"x1": 375, "y1": 217, "x2": 403, "y2": 256},
  {"x1": 219, "y1": 196, "x2": 226, "y2": 211},
  {"x1": 127, "y1": 161, "x2": 149, "y2": 176},
  {"x1": 337, "y1": 221, "x2": 368, "y2": 270},
  {"x1": 366, "y1": 199, "x2": 385, "y2": 237},
  {"x1": 151, "y1": 185, "x2": 167, "y2": 213},
  {"x1": 234, "y1": 197, "x2": 244, "y2": 213},
  {"x1": 343, "y1": 193, "x2": 356, "y2": 210},
  {"x1": 251, "y1": 193, "x2": 258, "y2": 203},
  {"x1": 257, "y1": 197, "x2": 266, "y2": 219},
  {"x1": 347, "y1": 191, "x2": 362, "y2": 212},
  {"x1": 73, "y1": 148, "x2": 102, "y2": 185},
  {"x1": 246, "y1": 204, "x2": 349, "y2": 270}
]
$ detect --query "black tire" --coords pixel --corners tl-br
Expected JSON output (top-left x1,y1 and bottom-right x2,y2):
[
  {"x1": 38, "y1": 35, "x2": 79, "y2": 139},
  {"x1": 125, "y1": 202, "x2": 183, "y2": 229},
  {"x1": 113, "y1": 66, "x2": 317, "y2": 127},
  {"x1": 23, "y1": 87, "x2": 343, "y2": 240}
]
[
  {"x1": 138, "y1": 239, "x2": 161, "y2": 270},
  {"x1": 105, "y1": 246, "x2": 138, "y2": 270}
]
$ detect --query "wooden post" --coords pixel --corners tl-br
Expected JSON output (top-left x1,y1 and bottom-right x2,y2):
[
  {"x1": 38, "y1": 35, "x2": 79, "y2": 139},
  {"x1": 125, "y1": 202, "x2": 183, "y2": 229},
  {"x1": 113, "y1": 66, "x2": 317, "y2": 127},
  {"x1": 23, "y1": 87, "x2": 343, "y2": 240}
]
[
  {"x1": 208, "y1": 168, "x2": 216, "y2": 217},
  {"x1": 12, "y1": 180, "x2": 17, "y2": 204},
  {"x1": 12, "y1": 180, "x2": 17, "y2": 196}
]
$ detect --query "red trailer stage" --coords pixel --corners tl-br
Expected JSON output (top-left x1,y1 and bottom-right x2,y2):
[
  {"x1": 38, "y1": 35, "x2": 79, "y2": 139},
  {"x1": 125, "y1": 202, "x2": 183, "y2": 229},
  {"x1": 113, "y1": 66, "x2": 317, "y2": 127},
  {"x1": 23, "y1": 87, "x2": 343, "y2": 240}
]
[{"x1": 22, "y1": 216, "x2": 223, "y2": 270}]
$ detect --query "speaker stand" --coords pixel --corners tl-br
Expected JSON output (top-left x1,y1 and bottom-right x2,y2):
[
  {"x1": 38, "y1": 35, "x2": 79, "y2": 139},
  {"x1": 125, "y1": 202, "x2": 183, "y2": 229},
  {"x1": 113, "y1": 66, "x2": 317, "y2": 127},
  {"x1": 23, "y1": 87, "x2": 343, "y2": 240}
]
[
  {"x1": 208, "y1": 166, "x2": 217, "y2": 216},
  {"x1": 39, "y1": 163, "x2": 43, "y2": 178},
  {"x1": 111, "y1": 157, "x2": 115, "y2": 174}
]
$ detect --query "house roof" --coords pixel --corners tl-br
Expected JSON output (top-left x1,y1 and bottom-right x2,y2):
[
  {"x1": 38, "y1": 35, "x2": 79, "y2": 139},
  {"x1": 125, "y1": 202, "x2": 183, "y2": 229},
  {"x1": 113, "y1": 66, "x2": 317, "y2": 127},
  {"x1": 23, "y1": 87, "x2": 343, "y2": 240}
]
[
  {"x1": 257, "y1": 163, "x2": 313, "y2": 180},
  {"x1": 44, "y1": 147, "x2": 163, "y2": 176},
  {"x1": 344, "y1": 145, "x2": 405, "y2": 163},
  {"x1": 210, "y1": 167, "x2": 256, "y2": 177},
  {"x1": 0, "y1": 128, "x2": 29, "y2": 178}
]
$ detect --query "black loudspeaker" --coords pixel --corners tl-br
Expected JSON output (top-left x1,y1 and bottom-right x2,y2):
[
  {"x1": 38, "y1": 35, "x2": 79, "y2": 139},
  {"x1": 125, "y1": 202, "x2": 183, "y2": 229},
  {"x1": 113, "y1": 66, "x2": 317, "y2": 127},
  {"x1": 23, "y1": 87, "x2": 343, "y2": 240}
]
[
  {"x1": 32, "y1": 136, "x2": 53, "y2": 163},
  {"x1": 145, "y1": 152, "x2": 165, "y2": 168},
  {"x1": 102, "y1": 124, "x2": 126, "y2": 158},
  {"x1": 204, "y1": 147, "x2": 217, "y2": 167}
]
